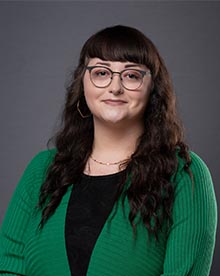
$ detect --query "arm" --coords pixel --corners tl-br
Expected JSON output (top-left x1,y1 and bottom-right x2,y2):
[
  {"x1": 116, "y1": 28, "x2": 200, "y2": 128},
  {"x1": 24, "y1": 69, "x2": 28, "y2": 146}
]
[
  {"x1": 161, "y1": 152, "x2": 217, "y2": 276},
  {"x1": 0, "y1": 150, "x2": 55, "y2": 275}
]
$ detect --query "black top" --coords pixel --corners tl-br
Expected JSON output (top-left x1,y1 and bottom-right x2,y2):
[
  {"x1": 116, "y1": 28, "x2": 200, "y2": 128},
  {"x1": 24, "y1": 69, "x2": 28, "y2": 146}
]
[{"x1": 65, "y1": 171, "x2": 124, "y2": 276}]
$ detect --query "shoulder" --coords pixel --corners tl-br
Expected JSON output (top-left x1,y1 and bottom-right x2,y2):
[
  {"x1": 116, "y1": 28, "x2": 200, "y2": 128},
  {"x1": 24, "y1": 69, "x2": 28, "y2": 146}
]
[
  {"x1": 13, "y1": 148, "x2": 57, "y2": 201},
  {"x1": 30, "y1": 148, "x2": 57, "y2": 163},
  {"x1": 23, "y1": 148, "x2": 57, "y2": 184},
  {"x1": 26, "y1": 148, "x2": 57, "y2": 172},
  {"x1": 175, "y1": 150, "x2": 213, "y2": 184},
  {"x1": 174, "y1": 151, "x2": 217, "y2": 217},
  {"x1": 173, "y1": 150, "x2": 216, "y2": 208},
  {"x1": 189, "y1": 151, "x2": 212, "y2": 177}
]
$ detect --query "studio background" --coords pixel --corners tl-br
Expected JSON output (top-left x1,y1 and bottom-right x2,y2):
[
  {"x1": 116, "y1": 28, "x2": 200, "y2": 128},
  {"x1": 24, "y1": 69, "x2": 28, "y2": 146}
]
[{"x1": 0, "y1": 1, "x2": 219, "y2": 275}]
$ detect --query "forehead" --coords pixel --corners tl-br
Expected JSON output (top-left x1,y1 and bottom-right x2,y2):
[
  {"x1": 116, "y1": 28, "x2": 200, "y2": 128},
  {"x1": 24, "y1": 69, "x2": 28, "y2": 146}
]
[{"x1": 87, "y1": 58, "x2": 147, "y2": 70}]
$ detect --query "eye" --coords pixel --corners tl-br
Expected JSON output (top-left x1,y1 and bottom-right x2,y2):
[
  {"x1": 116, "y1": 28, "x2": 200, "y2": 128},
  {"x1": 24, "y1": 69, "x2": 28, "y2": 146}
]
[
  {"x1": 123, "y1": 70, "x2": 142, "y2": 81},
  {"x1": 92, "y1": 67, "x2": 111, "y2": 79},
  {"x1": 96, "y1": 71, "x2": 107, "y2": 76}
]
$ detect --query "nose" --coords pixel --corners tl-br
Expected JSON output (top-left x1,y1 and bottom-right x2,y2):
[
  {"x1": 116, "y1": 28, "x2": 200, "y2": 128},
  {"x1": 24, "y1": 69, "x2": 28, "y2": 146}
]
[{"x1": 109, "y1": 73, "x2": 123, "y2": 95}]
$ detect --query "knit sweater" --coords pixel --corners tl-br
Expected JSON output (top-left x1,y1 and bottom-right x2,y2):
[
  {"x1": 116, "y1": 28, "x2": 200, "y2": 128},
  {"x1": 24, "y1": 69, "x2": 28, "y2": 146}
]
[{"x1": 0, "y1": 149, "x2": 217, "y2": 276}]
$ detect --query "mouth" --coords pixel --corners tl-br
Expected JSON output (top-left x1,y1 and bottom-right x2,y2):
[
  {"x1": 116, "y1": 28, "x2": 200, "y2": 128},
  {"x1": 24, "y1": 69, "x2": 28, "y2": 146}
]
[{"x1": 102, "y1": 99, "x2": 127, "y2": 106}]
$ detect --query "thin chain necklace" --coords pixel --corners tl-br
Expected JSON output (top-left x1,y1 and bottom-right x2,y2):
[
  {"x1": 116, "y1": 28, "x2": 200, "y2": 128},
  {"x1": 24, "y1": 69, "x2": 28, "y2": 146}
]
[{"x1": 90, "y1": 155, "x2": 129, "y2": 166}]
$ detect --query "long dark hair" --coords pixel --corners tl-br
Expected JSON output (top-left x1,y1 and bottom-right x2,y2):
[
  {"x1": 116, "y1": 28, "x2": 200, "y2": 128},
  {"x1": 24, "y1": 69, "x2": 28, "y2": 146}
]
[{"x1": 39, "y1": 25, "x2": 191, "y2": 238}]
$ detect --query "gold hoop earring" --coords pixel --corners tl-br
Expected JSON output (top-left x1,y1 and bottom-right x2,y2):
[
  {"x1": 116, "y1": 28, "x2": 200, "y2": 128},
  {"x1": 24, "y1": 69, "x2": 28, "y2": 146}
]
[{"x1": 77, "y1": 100, "x2": 91, "y2": 118}]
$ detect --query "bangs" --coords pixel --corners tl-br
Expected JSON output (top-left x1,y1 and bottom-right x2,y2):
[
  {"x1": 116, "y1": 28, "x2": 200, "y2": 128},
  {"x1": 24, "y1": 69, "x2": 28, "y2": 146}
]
[{"x1": 81, "y1": 26, "x2": 151, "y2": 66}]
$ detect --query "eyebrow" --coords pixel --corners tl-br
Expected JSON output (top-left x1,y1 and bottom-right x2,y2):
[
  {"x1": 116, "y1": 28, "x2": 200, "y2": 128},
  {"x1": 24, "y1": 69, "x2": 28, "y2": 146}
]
[
  {"x1": 95, "y1": 62, "x2": 111, "y2": 66},
  {"x1": 95, "y1": 62, "x2": 144, "y2": 69}
]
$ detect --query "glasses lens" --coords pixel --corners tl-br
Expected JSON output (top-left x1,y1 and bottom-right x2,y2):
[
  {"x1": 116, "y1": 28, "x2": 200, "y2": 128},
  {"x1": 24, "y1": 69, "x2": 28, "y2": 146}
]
[
  {"x1": 90, "y1": 67, "x2": 111, "y2": 87},
  {"x1": 121, "y1": 69, "x2": 143, "y2": 90}
]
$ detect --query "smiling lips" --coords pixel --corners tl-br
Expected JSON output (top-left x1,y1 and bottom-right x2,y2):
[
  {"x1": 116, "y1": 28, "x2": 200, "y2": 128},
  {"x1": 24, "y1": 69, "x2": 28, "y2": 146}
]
[{"x1": 102, "y1": 99, "x2": 127, "y2": 106}]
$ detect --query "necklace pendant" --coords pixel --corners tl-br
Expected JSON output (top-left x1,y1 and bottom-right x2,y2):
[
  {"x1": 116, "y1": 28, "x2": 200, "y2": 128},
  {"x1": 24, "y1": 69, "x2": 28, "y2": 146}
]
[{"x1": 90, "y1": 155, "x2": 130, "y2": 166}]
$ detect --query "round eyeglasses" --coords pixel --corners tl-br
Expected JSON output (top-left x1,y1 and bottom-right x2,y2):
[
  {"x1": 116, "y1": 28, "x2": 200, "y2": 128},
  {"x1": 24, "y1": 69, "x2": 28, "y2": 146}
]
[{"x1": 86, "y1": 66, "x2": 151, "y2": 91}]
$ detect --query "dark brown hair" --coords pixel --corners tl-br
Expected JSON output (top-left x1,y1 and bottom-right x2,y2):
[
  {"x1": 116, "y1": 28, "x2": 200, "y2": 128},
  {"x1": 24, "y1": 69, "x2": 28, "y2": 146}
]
[{"x1": 39, "y1": 25, "x2": 191, "y2": 238}]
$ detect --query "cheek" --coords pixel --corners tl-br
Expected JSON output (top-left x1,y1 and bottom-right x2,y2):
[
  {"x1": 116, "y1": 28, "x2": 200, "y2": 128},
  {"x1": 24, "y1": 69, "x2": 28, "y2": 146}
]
[
  {"x1": 133, "y1": 90, "x2": 150, "y2": 109},
  {"x1": 83, "y1": 76, "x2": 93, "y2": 104},
  {"x1": 83, "y1": 82, "x2": 101, "y2": 114},
  {"x1": 140, "y1": 84, "x2": 152, "y2": 107},
  {"x1": 83, "y1": 88, "x2": 93, "y2": 110},
  {"x1": 83, "y1": 75, "x2": 89, "y2": 95},
  {"x1": 143, "y1": 92, "x2": 151, "y2": 107}
]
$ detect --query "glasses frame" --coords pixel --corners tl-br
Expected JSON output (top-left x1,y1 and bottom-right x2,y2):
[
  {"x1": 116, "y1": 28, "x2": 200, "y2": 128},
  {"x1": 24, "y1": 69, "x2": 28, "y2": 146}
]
[{"x1": 86, "y1": 65, "x2": 151, "y2": 91}]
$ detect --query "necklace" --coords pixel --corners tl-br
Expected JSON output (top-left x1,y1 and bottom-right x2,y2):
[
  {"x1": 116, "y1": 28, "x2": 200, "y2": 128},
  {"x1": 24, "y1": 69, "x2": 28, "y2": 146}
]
[{"x1": 90, "y1": 155, "x2": 129, "y2": 166}]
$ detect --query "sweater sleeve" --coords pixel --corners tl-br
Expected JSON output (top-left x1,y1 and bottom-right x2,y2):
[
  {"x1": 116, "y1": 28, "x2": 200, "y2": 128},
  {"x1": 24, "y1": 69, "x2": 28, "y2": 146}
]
[
  {"x1": 161, "y1": 152, "x2": 217, "y2": 276},
  {"x1": 0, "y1": 150, "x2": 55, "y2": 275}
]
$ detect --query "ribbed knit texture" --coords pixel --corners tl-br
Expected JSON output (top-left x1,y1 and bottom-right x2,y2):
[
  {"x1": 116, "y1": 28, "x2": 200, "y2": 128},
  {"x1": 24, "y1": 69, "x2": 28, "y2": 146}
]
[{"x1": 0, "y1": 149, "x2": 217, "y2": 276}]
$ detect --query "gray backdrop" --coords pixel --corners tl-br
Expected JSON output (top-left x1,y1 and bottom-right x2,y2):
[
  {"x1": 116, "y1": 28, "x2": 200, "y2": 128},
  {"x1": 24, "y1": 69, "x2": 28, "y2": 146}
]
[{"x1": 0, "y1": 1, "x2": 219, "y2": 275}]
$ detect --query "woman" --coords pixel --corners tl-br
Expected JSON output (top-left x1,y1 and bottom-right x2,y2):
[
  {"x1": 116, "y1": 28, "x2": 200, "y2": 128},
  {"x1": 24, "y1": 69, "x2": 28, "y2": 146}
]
[{"x1": 0, "y1": 25, "x2": 217, "y2": 276}]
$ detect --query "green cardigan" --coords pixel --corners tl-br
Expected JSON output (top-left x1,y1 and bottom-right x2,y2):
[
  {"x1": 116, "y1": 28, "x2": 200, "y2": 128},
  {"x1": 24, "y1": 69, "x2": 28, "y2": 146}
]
[{"x1": 0, "y1": 149, "x2": 217, "y2": 276}]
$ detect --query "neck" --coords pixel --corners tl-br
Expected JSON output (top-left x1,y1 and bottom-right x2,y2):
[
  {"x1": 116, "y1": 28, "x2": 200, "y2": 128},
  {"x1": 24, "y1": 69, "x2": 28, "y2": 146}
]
[{"x1": 92, "y1": 119, "x2": 144, "y2": 161}]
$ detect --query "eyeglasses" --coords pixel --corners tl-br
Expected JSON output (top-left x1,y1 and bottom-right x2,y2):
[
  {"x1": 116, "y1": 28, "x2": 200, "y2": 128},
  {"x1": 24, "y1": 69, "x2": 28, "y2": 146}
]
[{"x1": 86, "y1": 66, "x2": 151, "y2": 91}]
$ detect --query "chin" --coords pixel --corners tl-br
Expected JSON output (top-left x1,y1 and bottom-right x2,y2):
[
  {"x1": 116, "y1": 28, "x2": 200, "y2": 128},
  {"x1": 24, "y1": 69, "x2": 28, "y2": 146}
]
[{"x1": 104, "y1": 117, "x2": 131, "y2": 127}]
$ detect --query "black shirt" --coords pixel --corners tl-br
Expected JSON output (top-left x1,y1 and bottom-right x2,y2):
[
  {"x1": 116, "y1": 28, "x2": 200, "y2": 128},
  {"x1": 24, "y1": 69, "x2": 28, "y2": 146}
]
[{"x1": 65, "y1": 171, "x2": 124, "y2": 276}]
